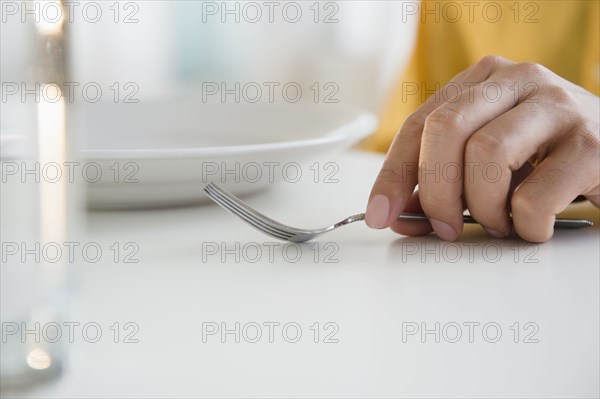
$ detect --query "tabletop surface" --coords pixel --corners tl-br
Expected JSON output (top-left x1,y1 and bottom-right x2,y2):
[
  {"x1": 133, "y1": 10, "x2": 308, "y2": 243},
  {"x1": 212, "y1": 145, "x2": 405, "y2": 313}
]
[{"x1": 10, "y1": 150, "x2": 600, "y2": 398}]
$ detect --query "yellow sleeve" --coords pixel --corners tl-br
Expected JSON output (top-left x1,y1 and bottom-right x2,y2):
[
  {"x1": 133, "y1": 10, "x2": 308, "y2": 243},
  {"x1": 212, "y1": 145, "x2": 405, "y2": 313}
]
[{"x1": 362, "y1": 0, "x2": 599, "y2": 153}]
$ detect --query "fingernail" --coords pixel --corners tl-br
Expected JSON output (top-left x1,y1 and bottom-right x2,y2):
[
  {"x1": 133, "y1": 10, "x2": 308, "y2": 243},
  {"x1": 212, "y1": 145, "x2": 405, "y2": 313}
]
[
  {"x1": 430, "y1": 219, "x2": 458, "y2": 241},
  {"x1": 365, "y1": 195, "x2": 390, "y2": 229},
  {"x1": 484, "y1": 227, "x2": 506, "y2": 238}
]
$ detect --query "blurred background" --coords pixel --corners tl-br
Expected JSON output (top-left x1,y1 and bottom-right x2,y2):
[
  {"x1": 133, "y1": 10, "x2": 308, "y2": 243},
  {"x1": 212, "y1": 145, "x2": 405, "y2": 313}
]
[{"x1": 2, "y1": 1, "x2": 417, "y2": 111}]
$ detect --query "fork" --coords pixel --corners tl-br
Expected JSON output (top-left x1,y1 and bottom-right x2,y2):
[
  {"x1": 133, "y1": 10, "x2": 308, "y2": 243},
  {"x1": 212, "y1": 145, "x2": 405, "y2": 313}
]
[{"x1": 203, "y1": 182, "x2": 594, "y2": 243}]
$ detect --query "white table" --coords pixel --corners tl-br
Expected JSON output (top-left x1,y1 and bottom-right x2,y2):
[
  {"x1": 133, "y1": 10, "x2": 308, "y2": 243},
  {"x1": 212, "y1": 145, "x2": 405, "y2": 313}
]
[{"x1": 11, "y1": 150, "x2": 600, "y2": 398}]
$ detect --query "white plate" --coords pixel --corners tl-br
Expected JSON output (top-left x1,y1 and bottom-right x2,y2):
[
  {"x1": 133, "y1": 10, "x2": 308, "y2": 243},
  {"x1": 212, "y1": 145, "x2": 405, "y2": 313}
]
[{"x1": 76, "y1": 101, "x2": 377, "y2": 209}]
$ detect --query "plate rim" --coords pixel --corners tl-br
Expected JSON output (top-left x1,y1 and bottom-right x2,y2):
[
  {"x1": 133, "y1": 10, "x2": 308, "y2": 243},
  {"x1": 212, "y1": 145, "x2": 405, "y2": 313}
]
[{"x1": 78, "y1": 104, "x2": 378, "y2": 160}]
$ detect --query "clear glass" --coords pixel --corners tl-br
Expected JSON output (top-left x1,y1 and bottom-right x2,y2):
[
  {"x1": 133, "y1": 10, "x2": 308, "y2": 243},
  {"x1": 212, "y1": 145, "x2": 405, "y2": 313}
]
[{"x1": 1, "y1": 1, "x2": 77, "y2": 390}]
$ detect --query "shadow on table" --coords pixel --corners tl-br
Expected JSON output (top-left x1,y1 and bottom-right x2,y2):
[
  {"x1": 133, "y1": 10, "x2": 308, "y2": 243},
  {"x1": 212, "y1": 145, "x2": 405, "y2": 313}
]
[{"x1": 386, "y1": 203, "x2": 598, "y2": 266}]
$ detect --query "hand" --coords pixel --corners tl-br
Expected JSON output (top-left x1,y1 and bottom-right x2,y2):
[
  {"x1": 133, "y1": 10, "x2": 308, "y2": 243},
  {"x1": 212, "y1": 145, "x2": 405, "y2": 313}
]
[{"x1": 365, "y1": 55, "x2": 600, "y2": 242}]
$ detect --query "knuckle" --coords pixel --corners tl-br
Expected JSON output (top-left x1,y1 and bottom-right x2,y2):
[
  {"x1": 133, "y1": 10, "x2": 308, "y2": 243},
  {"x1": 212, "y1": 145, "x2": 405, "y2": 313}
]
[
  {"x1": 417, "y1": 190, "x2": 446, "y2": 211},
  {"x1": 514, "y1": 61, "x2": 548, "y2": 78},
  {"x1": 511, "y1": 190, "x2": 539, "y2": 217},
  {"x1": 476, "y1": 55, "x2": 504, "y2": 72},
  {"x1": 378, "y1": 160, "x2": 414, "y2": 185},
  {"x1": 424, "y1": 107, "x2": 466, "y2": 138},
  {"x1": 465, "y1": 132, "x2": 505, "y2": 160},
  {"x1": 571, "y1": 125, "x2": 600, "y2": 156},
  {"x1": 398, "y1": 111, "x2": 428, "y2": 139},
  {"x1": 545, "y1": 85, "x2": 576, "y2": 105}
]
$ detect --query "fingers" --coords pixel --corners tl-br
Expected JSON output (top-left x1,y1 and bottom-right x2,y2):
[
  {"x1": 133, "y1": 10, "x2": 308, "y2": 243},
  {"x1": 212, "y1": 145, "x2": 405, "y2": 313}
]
[
  {"x1": 368, "y1": 56, "x2": 599, "y2": 242},
  {"x1": 389, "y1": 191, "x2": 433, "y2": 236},
  {"x1": 463, "y1": 101, "x2": 574, "y2": 237},
  {"x1": 511, "y1": 129, "x2": 600, "y2": 242},
  {"x1": 417, "y1": 72, "x2": 526, "y2": 241},
  {"x1": 365, "y1": 115, "x2": 423, "y2": 228},
  {"x1": 365, "y1": 55, "x2": 513, "y2": 229}
]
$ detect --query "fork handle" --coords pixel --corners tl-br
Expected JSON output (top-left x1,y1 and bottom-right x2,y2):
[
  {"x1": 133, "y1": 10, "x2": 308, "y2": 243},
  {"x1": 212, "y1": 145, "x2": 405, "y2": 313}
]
[{"x1": 397, "y1": 213, "x2": 593, "y2": 229}]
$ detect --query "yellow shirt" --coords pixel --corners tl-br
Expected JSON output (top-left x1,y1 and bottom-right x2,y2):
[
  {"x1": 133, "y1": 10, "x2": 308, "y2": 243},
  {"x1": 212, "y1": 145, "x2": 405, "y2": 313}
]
[{"x1": 363, "y1": 0, "x2": 600, "y2": 153}]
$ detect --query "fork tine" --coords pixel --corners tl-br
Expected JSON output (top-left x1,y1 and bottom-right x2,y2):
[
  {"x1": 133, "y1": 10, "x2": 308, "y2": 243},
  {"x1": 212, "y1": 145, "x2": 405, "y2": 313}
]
[
  {"x1": 212, "y1": 199, "x2": 292, "y2": 240},
  {"x1": 204, "y1": 183, "x2": 296, "y2": 235},
  {"x1": 204, "y1": 188, "x2": 289, "y2": 237},
  {"x1": 204, "y1": 185, "x2": 293, "y2": 237},
  {"x1": 210, "y1": 198, "x2": 292, "y2": 240},
  {"x1": 204, "y1": 184, "x2": 295, "y2": 240},
  {"x1": 204, "y1": 187, "x2": 292, "y2": 240}
]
